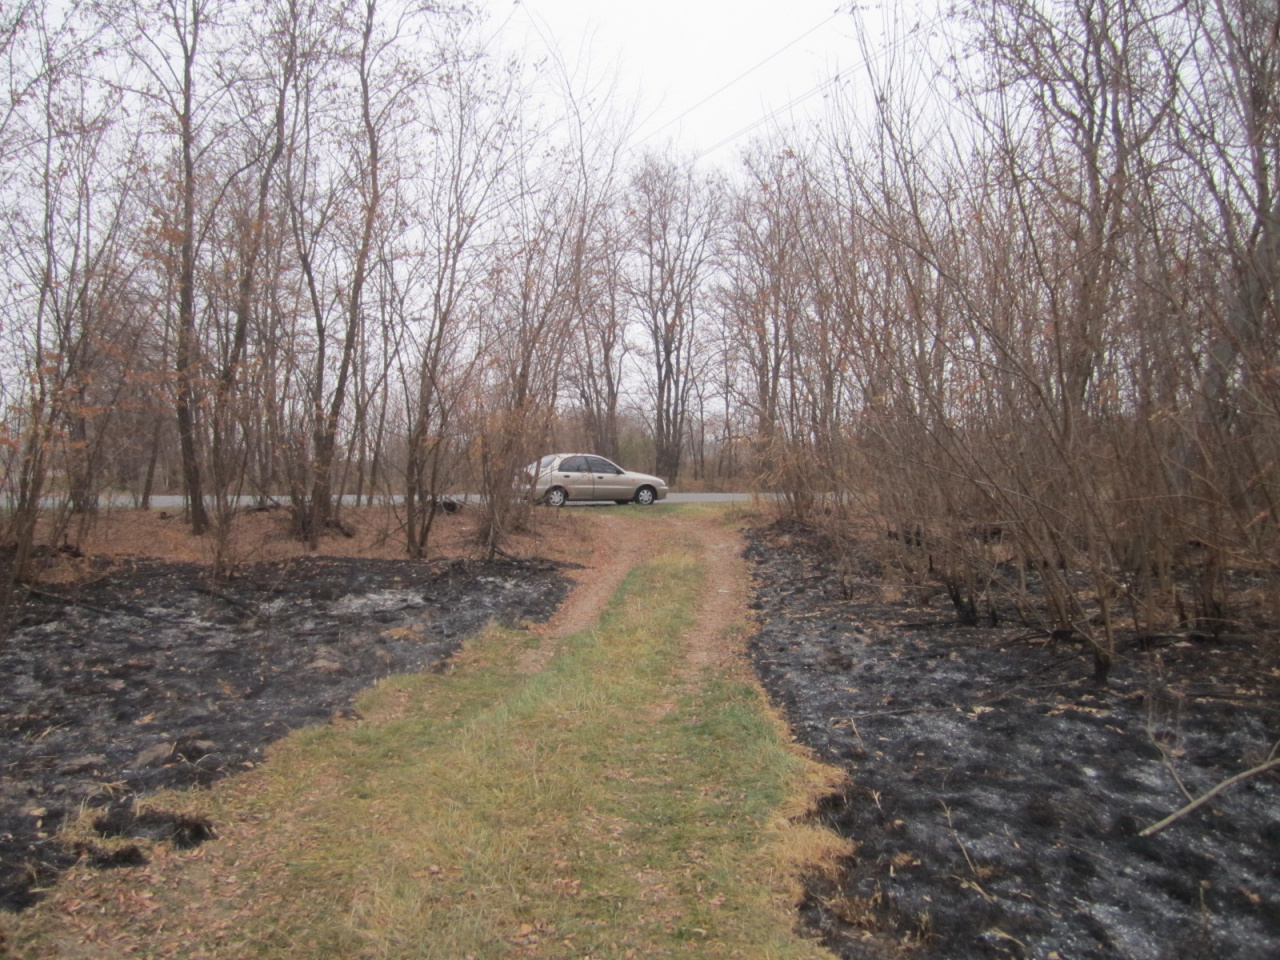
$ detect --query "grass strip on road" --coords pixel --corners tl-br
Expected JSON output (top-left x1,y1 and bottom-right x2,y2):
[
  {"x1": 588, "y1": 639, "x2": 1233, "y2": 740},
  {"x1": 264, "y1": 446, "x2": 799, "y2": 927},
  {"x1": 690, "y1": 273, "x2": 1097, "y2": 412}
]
[{"x1": 12, "y1": 518, "x2": 843, "y2": 959}]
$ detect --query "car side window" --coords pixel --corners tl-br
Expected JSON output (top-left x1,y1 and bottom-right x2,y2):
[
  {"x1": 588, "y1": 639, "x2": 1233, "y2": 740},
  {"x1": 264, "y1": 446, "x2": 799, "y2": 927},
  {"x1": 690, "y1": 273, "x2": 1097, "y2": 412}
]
[
  {"x1": 559, "y1": 456, "x2": 588, "y2": 473},
  {"x1": 585, "y1": 456, "x2": 618, "y2": 474}
]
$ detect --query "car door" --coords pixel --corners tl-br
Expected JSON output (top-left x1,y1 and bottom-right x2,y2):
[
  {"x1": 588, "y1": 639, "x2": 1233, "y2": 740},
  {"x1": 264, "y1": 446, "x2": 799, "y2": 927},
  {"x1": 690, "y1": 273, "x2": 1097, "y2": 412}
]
[
  {"x1": 553, "y1": 456, "x2": 594, "y2": 500},
  {"x1": 585, "y1": 456, "x2": 629, "y2": 500}
]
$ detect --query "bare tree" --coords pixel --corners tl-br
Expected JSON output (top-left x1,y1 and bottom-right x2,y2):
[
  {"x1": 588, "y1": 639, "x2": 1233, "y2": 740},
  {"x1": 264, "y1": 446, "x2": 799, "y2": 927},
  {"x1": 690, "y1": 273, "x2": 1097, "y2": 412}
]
[
  {"x1": 103, "y1": 0, "x2": 269, "y2": 535},
  {"x1": 722, "y1": 147, "x2": 820, "y2": 510},
  {"x1": 1170, "y1": 0, "x2": 1280, "y2": 614},
  {"x1": 400, "y1": 32, "x2": 515, "y2": 558},
  {"x1": 626, "y1": 155, "x2": 721, "y2": 484},
  {"x1": 570, "y1": 211, "x2": 629, "y2": 461},
  {"x1": 473, "y1": 139, "x2": 589, "y2": 557},
  {"x1": 0, "y1": 3, "x2": 146, "y2": 612},
  {"x1": 280, "y1": 0, "x2": 443, "y2": 547},
  {"x1": 190, "y1": 0, "x2": 304, "y2": 574}
]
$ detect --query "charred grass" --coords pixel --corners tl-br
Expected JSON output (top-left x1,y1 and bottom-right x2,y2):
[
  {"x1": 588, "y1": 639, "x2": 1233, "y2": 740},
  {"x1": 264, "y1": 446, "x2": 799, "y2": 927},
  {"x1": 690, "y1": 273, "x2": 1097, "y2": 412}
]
[
  {"x1": 745, "y1": 517, "x2": 1280, "y2": 960},
  {"x1": 0, "y1": 507, "x2": 571, "y2": 914},
  {"x1": 6, "y1": 513, "x2": 842, "y2": 959}
]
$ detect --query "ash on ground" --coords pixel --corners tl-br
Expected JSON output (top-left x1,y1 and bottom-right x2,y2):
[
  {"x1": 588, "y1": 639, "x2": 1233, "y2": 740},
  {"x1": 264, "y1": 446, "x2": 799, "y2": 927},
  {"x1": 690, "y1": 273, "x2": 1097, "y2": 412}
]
[
  {"x1": 745, "y1": 519, "x2": 1279, "y2": 960},
  {"x1": 0, "y1": 552, "x2": 569, "y2": 911}
]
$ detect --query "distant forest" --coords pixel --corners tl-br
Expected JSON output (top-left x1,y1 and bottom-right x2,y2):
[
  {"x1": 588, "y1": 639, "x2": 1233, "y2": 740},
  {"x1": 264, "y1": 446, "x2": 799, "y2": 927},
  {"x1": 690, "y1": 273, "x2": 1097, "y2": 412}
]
[{"x1": 2, "y1": 0, "x2": 1277, "y2": 667}]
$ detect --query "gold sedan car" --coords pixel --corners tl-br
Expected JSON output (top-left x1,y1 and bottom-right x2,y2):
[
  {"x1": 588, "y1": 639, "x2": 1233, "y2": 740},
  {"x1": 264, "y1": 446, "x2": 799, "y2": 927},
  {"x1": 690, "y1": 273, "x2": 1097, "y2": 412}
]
[{"x1": 524, "y1": 454, "x2": 669, "y2": 506}]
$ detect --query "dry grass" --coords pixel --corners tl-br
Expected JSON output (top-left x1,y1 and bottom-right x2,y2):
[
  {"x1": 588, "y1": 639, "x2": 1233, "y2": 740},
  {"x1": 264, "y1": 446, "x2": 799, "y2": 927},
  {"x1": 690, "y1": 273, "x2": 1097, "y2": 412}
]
[{"x1": 31, "y1": 503, "x2": 597, "y2": 584}]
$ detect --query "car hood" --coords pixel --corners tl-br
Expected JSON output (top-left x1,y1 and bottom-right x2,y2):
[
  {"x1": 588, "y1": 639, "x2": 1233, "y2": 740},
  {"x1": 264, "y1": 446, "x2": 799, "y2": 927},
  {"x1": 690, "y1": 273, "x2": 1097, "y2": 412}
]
[{"x1": 626, "y1": 472, "x2": 667, "y2": 488}]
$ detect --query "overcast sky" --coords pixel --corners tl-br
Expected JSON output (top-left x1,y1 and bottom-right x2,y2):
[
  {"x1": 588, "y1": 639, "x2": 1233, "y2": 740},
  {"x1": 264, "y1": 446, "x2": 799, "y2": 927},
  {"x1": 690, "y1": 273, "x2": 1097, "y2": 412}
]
[{"x1": 478, "y1": 1, "x2": 894, "y2": 169}]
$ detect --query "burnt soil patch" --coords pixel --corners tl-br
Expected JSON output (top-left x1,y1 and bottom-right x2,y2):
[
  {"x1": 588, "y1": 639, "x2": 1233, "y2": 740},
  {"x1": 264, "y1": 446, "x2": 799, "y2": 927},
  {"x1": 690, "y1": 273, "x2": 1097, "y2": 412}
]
[
  {"x1": 0, "y1": 553, "x2": 569, "y2": 911},
  {"x1": 745, "y1": 519, "x2": 1280, "y2": 960}
]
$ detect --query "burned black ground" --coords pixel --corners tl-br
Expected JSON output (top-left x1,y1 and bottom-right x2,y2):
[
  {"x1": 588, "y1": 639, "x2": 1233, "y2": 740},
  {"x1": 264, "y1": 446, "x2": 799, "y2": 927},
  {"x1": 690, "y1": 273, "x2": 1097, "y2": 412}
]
[
  {"x1": 0, "y1": 553, "x2": 569, "y2": 911},
  {"x1": 745, "y1": 519, "x2": 1280, "y2": 960}
]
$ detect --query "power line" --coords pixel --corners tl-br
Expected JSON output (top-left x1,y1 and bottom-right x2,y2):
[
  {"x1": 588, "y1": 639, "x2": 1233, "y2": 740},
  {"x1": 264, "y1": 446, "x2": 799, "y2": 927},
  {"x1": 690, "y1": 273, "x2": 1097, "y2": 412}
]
[
  {"x1": 636, "y1": 10, "x2": 844, "y2": 146},
  {"x1": 693, "y1": 73, "x2": 848, "y2": 161},
  {"x1": 691, "y1": 9, "x2": 949, "y2": 162}
]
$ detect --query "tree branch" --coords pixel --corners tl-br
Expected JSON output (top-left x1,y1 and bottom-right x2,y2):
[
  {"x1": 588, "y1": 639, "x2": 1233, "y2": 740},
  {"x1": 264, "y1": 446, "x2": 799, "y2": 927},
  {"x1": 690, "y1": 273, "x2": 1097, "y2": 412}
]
[{"x1": 1140, "y1": 748, "x2": 1280, "y2": 837}]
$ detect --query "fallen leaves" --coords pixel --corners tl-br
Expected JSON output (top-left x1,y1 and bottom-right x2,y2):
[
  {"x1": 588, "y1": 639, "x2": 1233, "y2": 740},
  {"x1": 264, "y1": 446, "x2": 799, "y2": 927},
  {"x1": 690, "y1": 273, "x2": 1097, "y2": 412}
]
[{"x1": 509, "y1": 919, "x2": 556, "y2": 947}]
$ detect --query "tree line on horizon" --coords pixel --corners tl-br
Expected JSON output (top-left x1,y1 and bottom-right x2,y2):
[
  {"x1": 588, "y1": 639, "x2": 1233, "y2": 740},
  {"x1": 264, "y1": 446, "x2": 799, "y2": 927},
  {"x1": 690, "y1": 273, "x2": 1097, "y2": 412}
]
[{"x1": 1, "y1": 0, "x2": 1277, "y2": 672}]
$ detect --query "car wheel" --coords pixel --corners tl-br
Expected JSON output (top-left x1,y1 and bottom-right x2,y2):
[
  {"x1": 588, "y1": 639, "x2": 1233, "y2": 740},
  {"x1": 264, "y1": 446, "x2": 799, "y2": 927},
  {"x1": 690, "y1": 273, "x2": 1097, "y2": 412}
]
[
  {"x1": 635, "y1": 486, "x2": 656, "y2": 506},
  {"x1": 545, "y1": 486, "x2": 568, "y2": 507}
]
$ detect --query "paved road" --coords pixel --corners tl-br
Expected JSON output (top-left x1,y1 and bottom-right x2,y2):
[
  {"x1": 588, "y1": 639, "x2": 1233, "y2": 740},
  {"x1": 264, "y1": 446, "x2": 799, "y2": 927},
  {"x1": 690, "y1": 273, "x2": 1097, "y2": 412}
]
[
  {"x1": 665, "y1": 492, "x2": 756, "y2": 503},
  {"x1": 91, "y1": 492, "x2": 758, "y2": 510}
]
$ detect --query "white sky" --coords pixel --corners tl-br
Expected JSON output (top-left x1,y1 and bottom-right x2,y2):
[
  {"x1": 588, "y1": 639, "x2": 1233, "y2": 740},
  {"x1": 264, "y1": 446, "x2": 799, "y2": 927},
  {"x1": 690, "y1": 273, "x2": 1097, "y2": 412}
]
[{"x1": 478, "y1": 1, "x2": 907, "y2": 169}]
